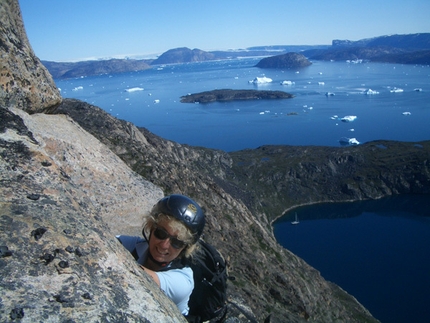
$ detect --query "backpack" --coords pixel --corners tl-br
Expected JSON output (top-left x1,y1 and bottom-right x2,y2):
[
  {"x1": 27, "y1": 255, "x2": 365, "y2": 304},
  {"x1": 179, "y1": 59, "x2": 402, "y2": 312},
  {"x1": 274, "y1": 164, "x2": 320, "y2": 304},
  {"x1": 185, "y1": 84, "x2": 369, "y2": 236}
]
[{"x1": 186, "y1": 240, "x2": 228, "y2": 323}]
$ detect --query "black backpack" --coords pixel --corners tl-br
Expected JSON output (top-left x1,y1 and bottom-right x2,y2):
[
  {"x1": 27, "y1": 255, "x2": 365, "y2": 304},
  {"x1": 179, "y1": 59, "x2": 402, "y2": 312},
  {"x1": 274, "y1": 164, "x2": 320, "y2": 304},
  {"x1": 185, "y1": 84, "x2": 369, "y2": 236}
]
[{"x1": 186, "y1": 240, "x2": 228, "y2": 323}]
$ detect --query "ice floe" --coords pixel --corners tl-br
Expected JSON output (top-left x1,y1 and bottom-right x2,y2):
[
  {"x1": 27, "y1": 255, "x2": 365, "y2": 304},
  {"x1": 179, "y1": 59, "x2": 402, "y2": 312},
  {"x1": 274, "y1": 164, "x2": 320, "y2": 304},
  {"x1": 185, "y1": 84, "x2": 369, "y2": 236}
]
[
  {"x1": 125, "y1": 87, "x2": 144, "y2": 92},
  {"x1": 280, "y1": 80, "x2": 295, "y2": 85},
  {"x1": 364, "y1": 88, "x2": 379, "y2": 95},
  {"x1": 390, "y1": 87, "x2": 404, "y2": 93},
  {"x1": 339, "y1": 137, "x2": 360, "y2": 145},
  {"x1": 341, "y1": 115, "x2": 357, "y2": 122},
  {"x1": 250, "y1": 76, "x2": 272, "y2": 84}
]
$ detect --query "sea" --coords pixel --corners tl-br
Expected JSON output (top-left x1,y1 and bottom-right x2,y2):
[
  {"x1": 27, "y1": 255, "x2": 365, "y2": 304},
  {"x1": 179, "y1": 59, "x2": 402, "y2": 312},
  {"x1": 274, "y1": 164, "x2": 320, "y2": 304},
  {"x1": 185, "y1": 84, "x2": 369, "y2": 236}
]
[{"x1": 56, "y1": 57, "x2": 430, "y2": 323}]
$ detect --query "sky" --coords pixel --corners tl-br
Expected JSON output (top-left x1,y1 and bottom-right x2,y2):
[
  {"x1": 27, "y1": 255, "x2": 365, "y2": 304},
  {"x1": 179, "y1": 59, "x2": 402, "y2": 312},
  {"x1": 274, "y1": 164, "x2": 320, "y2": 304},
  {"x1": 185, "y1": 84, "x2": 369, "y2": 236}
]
[{"x1": 18, "y1": 0, "x2": 430, "y2": 62}]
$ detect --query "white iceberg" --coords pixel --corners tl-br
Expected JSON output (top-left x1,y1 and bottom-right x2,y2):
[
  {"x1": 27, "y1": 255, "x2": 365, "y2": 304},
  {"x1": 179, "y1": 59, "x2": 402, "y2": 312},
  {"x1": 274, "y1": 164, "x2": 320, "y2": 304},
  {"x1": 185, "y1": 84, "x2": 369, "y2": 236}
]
[
  {"x1": 153, "y1": 99, "x2": 160, "y2": 104},
  {"x1": 72, "y1": 86, "x2": 83, "y2": 91},
  {"x1": 390, "y1": 87, "x2": 404, "y2": 93},
  {"x1": 318, "y1": 82, "x2": 325, "y2": 85},
  {"x1": 250, "y1": 76, "x2": 272, "y2": 84},
  {"x1": 339, "y1": 137, "x2": 360, "y2": 145},
  {"x1": 330, "y1": 115, "x2": 338, "y2": 120},
  {"x1": 280, "y1": 80, "x2": 295, "y2": 85},
  {"x1": 341, "y1": 115, "x2": 357, "y2": 122},
  {"x1": 402, "y1": 112, "x2": 411, "y2": 116},
  {"x1": 325, "y1": 92, "x2": 335, "y2": 96},
  {"x1": 125, "y1": 87, "x2": 144, "y2": 92},
  {"x1": 364, "y1": 88, "x2": 379, "y2": 95}
]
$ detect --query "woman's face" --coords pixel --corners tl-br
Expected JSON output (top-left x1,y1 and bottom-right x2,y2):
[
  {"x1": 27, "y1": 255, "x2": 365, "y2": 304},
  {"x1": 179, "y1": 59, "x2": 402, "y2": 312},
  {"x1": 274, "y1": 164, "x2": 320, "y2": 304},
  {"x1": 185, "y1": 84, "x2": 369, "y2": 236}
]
[{"x1": 148, "y1": 221, "x2": 186, "y2": 264}]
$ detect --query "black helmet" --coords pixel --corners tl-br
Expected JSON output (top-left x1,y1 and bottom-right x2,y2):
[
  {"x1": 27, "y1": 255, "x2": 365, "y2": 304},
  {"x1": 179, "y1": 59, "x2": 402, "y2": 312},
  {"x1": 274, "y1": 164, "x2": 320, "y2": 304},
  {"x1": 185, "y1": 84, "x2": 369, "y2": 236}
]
[{"x1": 151, "y1": 194, "x2": 205, "y2": 243}]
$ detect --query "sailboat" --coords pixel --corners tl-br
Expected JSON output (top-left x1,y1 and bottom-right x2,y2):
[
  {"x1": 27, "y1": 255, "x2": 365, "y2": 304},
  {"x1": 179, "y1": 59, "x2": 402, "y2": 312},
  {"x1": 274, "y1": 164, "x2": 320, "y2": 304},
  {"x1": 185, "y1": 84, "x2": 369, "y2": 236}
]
[{"x1": 291, "y1": 212, "x2": 299, "y2": 225}]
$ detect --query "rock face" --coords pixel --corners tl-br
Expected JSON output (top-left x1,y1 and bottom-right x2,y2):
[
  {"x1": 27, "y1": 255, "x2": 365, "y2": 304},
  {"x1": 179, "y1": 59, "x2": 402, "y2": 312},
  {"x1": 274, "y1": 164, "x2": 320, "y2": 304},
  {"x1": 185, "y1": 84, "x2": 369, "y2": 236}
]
[
  {"x1": 180, "y1": 89, "x2": 293, "y2": 103},
  {"x1": 255, "y1": 52, "x2": 312, "y2": 69},
  {"x1": 0, "y1": 107, "x2": 180, "y2": 322},
  {"x1": 0, "y1": 0, "x2": 62, "y2": 113}
]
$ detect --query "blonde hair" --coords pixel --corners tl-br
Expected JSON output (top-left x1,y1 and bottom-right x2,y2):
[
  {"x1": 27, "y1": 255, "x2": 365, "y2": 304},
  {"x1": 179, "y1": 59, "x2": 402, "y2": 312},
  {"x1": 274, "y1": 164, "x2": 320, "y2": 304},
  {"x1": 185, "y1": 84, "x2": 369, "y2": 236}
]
[{"x1": 143, "y1": 213, "x2": 197, "y2": 258}]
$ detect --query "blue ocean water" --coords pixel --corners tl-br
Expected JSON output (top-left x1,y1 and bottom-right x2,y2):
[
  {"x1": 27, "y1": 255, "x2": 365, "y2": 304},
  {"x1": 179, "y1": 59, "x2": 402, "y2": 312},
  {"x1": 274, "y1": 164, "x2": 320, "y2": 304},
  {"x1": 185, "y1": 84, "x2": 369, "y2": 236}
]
[
  {"x1": 56, "y1": 58, "x2": 430, "y2": 152},
  {"x1": 273, "y1": 195, "x2": 430, "y2": 323},
  {"x1": 56, "y1": 58, "x2": 430, "y2": 323}
]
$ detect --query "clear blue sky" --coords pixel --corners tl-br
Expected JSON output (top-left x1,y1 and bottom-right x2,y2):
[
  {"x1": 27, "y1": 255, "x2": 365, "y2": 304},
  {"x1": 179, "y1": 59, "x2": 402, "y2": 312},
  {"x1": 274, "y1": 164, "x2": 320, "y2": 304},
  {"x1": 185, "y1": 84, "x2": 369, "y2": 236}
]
[{"x1": 19, "y1": 0, "x2": 430, "y2": 62}]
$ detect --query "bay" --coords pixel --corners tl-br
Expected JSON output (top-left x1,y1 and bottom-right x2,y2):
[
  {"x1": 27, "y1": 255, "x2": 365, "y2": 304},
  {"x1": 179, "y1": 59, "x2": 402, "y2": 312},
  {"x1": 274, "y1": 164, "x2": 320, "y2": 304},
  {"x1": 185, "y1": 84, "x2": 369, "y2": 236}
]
[
  {"x1": 273, "y1": 195, "x2": 430, "y2": 323},
  {"x1": 56, "y1": 58, "x2": 430, "y2": 152},
  {"x1": 55, "y1": 58, "x2": 430, "y2": 322}
]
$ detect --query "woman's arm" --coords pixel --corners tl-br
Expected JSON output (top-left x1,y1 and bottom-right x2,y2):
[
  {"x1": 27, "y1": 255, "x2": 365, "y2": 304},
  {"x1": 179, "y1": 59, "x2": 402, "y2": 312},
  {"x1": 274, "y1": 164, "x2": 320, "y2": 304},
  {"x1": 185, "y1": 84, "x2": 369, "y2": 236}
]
[{"x1": 140, "y1": 265, "x2": 160, "y2": 286}]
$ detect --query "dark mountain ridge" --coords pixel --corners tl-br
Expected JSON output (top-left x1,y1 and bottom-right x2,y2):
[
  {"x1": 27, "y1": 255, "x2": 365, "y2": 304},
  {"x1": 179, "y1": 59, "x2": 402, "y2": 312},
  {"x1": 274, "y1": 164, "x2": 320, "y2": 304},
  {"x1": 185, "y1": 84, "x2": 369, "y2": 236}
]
[
  {"x1": 332, "y1": 33, "x2": 430, "y2": 50},
  {"x1": 304, "y1": 33, "x2": 430, "y2": 64}
]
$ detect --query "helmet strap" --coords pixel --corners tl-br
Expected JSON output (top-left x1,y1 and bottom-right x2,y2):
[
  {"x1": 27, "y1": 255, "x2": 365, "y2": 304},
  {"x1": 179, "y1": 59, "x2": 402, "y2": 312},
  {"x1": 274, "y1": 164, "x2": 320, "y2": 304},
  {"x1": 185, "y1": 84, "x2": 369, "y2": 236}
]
[{"x1": 147, "y1": 249, "x2": 170, "y2": 268}]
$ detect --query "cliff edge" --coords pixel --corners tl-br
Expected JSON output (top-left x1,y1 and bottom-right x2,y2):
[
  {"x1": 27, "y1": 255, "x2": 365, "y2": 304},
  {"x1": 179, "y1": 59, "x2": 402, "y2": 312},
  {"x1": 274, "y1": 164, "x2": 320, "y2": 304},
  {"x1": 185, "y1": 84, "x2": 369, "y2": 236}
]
[{"x1": 0, "y1": 0, "x2": 62, "y2": 113}]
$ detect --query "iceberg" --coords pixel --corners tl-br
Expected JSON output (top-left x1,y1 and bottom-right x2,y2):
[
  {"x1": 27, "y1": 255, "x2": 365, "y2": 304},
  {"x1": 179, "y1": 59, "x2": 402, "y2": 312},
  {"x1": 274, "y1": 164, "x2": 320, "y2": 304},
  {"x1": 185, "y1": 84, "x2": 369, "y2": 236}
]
[
  {"x1": 341, "y1": 115, "x2": 357, "y2": 122},
  {"x1": 402, "y1": 112, "x2": 411, "y2": 116},
  {"x1": 72, "y1": 86, "x2": 83, "y2": 91},
  {"x1": 280, "y1": 80, "x2": 295, "y2": 85},
  {"x1": 390, "y1": 87, "x2": 404, "y2": 93},
  {"x1": 249, "y1": 76, "x2": 272, "y2": 84},
  {"x1": 153, "y1": 99, "x2": 160, "y2": 104},
  {"x1": 364, "y1": 88, "x2": 379, "y2": 95},
  {"x1": 339, "y1": 137, "x2": 360, "y2": 145},
  {"x1": 125, "y1": 87, "x2": 144, "y2": 92},
  {"x1": 414, "y1": 88, "x2": 422, "y2": 92},
  {"x1": 325, "y1": 92, "x2": 335, "y2": 96}
]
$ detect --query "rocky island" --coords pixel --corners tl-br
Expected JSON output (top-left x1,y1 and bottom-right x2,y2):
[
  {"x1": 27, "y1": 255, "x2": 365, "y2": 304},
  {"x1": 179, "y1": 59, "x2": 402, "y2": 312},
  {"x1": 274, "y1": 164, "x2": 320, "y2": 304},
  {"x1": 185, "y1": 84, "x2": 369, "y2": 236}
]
[
  {"x1": 180, "y1": 89, "x2": 293, "y2": 103},
  {"x1": 255, "y1": 52, "x2": 312, "y2": 69}
]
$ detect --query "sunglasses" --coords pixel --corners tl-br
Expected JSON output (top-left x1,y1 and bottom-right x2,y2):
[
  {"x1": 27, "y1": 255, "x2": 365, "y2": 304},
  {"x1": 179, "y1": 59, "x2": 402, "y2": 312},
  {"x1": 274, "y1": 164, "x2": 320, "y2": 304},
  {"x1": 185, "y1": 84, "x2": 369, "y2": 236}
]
[{"x1": 153, "y1": 226, "x2": 187, "y2": 250}]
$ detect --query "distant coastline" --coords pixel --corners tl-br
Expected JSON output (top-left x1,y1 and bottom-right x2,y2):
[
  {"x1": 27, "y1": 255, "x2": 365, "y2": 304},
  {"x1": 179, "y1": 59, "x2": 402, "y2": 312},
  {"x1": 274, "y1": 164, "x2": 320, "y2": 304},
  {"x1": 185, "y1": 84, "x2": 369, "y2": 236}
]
[{"x1": 43, "y1": 33, "x2": 430, "y2": 79}]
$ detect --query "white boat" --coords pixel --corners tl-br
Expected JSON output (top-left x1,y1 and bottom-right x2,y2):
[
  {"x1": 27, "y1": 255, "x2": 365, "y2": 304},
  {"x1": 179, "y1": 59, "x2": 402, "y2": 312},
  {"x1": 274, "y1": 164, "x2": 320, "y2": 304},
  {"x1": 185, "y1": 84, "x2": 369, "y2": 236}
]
[{"x1": 291, "y1": 213, "x2": 299, "y2": 225}]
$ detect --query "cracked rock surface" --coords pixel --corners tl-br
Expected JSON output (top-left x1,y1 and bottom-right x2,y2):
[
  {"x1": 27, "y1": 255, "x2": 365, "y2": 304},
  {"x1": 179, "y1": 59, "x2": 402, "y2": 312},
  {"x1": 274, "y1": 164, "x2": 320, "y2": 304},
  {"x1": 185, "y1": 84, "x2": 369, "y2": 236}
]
[{"x1": 0, "y1": 107, "x2": 178, "y2": 322}]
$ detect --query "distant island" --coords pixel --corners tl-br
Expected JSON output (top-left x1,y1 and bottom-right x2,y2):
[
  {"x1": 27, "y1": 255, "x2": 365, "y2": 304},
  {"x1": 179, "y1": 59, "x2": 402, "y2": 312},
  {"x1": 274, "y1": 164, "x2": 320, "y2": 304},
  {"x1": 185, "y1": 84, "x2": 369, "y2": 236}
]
[
  {"x1": 180, "y1": 89, "x2": 294, "y2": 103},
  {"x1": 42, "y1": 33, "x2": 430, "y2": 79},
  {"x1": 255, "y1": 52, "x2": 312, "y2": 69}
]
